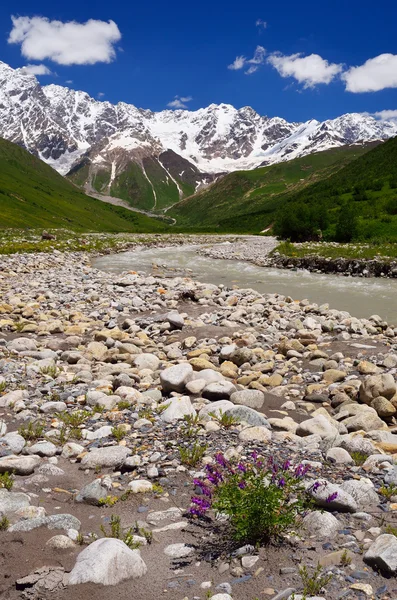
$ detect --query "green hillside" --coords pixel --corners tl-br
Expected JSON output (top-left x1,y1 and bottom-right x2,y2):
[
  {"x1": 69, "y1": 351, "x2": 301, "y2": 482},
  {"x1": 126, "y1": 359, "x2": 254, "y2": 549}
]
[
  {"x1": 0, "y1": 138, "x2": 167, "y2": 232},
  {"x1": 274, "y1": 135, "x2": 397, "y2": 242},
  {"x1": 169, "y1": 145, "x2": 372, "y2": 232}
]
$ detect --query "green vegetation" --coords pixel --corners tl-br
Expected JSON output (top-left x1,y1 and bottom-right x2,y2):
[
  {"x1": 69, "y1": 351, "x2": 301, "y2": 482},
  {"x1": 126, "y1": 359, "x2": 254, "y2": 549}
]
[
  {"x1": 0, "y1": 137, "x2": 167, "y2": 232},
  {"x1": 100, "y1": 515, "x2": 140, "y2": 549},
  {"x1": 179, "y1": 441, "x2": 208, "y2": 466},
  {"x1": 169, "y1": 145, "x2": 371, "y2": 232},
  {"x1": 18, "y1": 420, "x2": 45, "y2": 441},
  {"x1": 274, "y1": 136, "x2": 397, "y2": 242},
  {"x1": 0, "y1": 472, "x2": 14, "y2": 491},
  {"x1": 298, "y1": 563, "x2": 333, "y2": 597}
]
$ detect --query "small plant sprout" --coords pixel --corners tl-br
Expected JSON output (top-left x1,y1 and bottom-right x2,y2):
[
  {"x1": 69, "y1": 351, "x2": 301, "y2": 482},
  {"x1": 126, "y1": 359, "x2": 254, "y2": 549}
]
[
  {"x1": 340, "y1": 549, "x2": 352, "y2": 567},
  {"x1": 350, "y1": 451, "x2": 369, "y2": 466},
  {"x1": 111, "y1": 425, "x2": 126, "y2": 442},
  {"x1": 0, "y1": 381, "x2": 6, "y2": 393},
  {"x1": 100, "y1": 515, "x2": 140, "y2": 549},
  {"x1": 299, "y1": 563, "x2": 333, "y2": 596},
  {"x1": 40, "y1": 364, "x2": 58, "y2": 378},
  {"x1": 18, "y1": 420, "x2": 45, "y2": 441},
  {"x1": 0, "y1": 472, "x2": 14, "y2": 491},
  {"x1": 117, "y1": 400, "x2": 131, "y2": 411},
  {"x1": 179, "y1": 441, "x2": 208, "y2": 467},
  {"x1": 208, "y1": 409, "x2": 240, "y2": 429},
  {"x1": 180, "y1": 413, "x2": 201, "y2": 438},
  {"x1": 98, "y1": 495, "x2": 119, "y2": 507},
  {"x1": 156, "y1": 401, "x2": 171, "y2": 416},
  {"x1": 0, "y1": 516, "x2": 10, "y2": 531},
  {"x1": 379, "y1": 484, "x2": 397, "y2": 500}
]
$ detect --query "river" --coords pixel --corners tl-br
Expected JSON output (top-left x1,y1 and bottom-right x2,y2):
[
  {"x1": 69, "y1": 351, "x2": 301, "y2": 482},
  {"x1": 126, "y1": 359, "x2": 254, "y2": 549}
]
[{"x1": 93, "y1": 245, "x2": 397, "y2": 326}]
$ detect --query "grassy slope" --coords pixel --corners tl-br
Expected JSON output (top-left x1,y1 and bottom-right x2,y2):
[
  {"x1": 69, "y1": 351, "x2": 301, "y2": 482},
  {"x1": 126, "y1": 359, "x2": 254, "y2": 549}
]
[
  {"x1": 0, "y1": 138, "x2": 167, "y2": 232},
  {"x1": 277, "y1": 135, "x2": 397, "y2": 241},
  {"x1": 169, "y1": 145, "x2": 371, "y2": 232}
]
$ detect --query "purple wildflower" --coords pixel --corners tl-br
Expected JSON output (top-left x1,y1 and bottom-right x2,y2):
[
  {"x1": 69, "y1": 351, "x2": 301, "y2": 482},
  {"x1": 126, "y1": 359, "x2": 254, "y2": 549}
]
[
  {"x1": 282, "y1": 459, "x2": 291, "y2": 472},
  {"x1": 294, "y1": 463, "x2": 310, "y2": 478},
  {"x1": 237, "y1": 463, "x2": 247, "y2": 473},
  {"x1": 238, "y1": 481, "x2": 246, "y2": 489},
  {"x1": 278, "y1": 478, "x2": 286, "y2": 488},
  {"x1": 312, "y1": 481, "x2": 322, "y2": 492},
  {"x1": 191, "y1": 496, "x2": 211, "y2": 512},
  {"x1": 326, "y1": 492, "x2": 338, "y2": 503},
  {"x1": 215, "y1": 452, "x2": 227, "y2": 468}
]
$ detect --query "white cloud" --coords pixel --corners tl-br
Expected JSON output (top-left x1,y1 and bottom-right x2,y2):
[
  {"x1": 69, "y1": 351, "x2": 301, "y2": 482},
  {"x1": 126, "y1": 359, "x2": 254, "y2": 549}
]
[
  {"x1": 21, "y1": 63, "x2": 52, "y2": 75},
  {"x1": 167, "y1": 95, "x2": 193, "y2": 109},
  {"x1": 97, "y1": 92, "x2": 105, "y2": 98},
  {"x1": 373, "y1": 109, "x2": 397, "y2": 122},
  {"x1": 343, "y1": 54, "x2": 397, "y2": 93},
  {"x1": 256, "y1": 19, "x2": 267, "y2": 29},
  {"x1": 267, "y1": 52, "x2": 343, "y2": 87},
  {"x1": 65, "y1": 79, "x2": 73, "y2": 84},
  {"x1": 228, "y1": 46, "x2": 266, "y2": 74},
  {"x1": 8, "y1": 16, "x2": 121, "y2": 66},
  {"x1": 228, "y1": 55, "x2": 246, "y2": 70}
]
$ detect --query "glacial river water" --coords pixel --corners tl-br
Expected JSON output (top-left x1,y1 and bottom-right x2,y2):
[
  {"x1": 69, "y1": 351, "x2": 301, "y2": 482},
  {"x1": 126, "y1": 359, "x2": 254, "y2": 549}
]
[{"x1": 93, "y1": 245, "x2": 397, "y2": 326}]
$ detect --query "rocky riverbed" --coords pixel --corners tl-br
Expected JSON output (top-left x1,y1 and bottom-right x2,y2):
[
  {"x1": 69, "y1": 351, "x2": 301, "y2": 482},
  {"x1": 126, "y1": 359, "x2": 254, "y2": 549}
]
[{"x1": 2, "y1": 249, "x2": 397, "y2": 600}]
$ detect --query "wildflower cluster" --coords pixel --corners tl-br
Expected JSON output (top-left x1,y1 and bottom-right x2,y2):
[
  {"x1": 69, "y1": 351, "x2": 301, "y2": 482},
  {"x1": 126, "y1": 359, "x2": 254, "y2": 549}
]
[{"x1": 189, "y1": 452, "x2": 312, "y2": 544}]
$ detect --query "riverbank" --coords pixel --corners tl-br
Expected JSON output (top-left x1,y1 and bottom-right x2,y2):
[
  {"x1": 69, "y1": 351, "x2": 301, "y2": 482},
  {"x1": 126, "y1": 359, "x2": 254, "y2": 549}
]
[{"x1": 1, "y1": 249, "x2": 397, "y2": 599}]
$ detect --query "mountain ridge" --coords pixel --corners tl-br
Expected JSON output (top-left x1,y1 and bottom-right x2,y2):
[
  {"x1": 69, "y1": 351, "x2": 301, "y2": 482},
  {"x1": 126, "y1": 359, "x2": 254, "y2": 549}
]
[{"x1": 0, "y1": 60, "x2": 397, "y2": 212}]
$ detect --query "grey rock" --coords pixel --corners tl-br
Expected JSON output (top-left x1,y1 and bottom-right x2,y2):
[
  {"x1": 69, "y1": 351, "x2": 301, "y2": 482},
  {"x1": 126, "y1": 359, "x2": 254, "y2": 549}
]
[
  {"x1": 202, "y1": 381, "x2": 237, "y2": 401},
  {"x1": 75, "y1": 479, "x2": 109, "y2": 505},
  {"x1": 134, "y1": 353, "x2": 160, "y2": 371},
  {"x1": 9, "y1": 513, "x2": 81, "y2": 532},
  {"x1": 159, "y1": 396, "x2": 196, "y2": 423},
  {"x1": 0, "y1": 489, "x2": 30, "y2": 516},
  {"x1": 360, "y1": 374, "x2": 397, "y2": 404},
  {"x1": 160, "y1": 363, "x2": 193, "y2": 393},
  {"x1": 7, "y1": 337, "x2": 37, "y2": 352},
  {"x1": 164, "y1": 543, "x2": 194, "y2": 558},
  {"x1": 80, "y1": 446, "x2": 131, "y2": 469},
  {"x1": 230, "y1": 390, "x2": 265, "y2": 409},
  {"x1": 0, "y1": 454, "x2": 41, "y2": 475},
  {"x1": 296, "y1": 415, "x2": 338, "y2": 439},
  {"x1": 225, "y1": 406, "x2": 270, "y2": 428},
  {"x1": 326, "y1": 447, "x2": 354, "y2": 464},
  {"x1": 340, "y1": 479, "x2": 379, "y2": 508},
  {"x1": 364, "y1": 534, "x2": 397, "y2": 573},
  {"x1": 303, "y1": 511, "x2": 340, "y2": 539},
  {"x1": 308, "y1": 479, "x2": 358, "y2": 512},
  {"x1": 40, "y1": 401, "x2": 67, "y2": 414},
  {"x1": 27, "y1": 441, "x2": 57, "y2": 457},
  {"x1": 68, "y1": 538, "x2": 147, "y2": 585},
  {"x1": 0, "y1": 433, "x2": 25, "y2": 454}
]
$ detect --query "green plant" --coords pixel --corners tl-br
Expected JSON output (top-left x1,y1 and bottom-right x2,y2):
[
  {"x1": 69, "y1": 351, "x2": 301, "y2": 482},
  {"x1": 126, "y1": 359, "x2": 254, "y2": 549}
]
[
  {"x1": 69, "y1": 427, "x2": 82, "y2": 440},
  {"x1": 179, "y1": 441, "x2": 208, "y2": 467},
  {"x1": 93, "y1": 404, "x2": 106, "y2": 414},
  {"x1": 350, "y1": 451, "x2": 369, "y2": 466},
  {"x1": 0, "y1": 381, "x2": 6, "y2": 393},
  {"x1": 180, "y1": 413, "x2": 201, "y2": 438},
  {"x1": 138, "y1": 408, "x2": 154, "y2": 421},
  {"x1": 379, "y1": 484, "x2": 397, "y2": 500},
  {"x1": 134, "y1": 521, "x2": 153, "y2": 544},
  {"x1": 117, "y1": 400, "x2": 131, "y2": 411},
  {"x1": 100, "y1": 515, "x2": 140, "y2": 549},
  {"x1": 0, "y1": 516, "x2": 10, "y2": 530},
  {"x1": 152, "y1": 483, "x2": 164, "y2": 495},
  {"x1": 18, "y1": 420, "x2": 45, "y2": 441},
  {"x1": 385, "y1": 524, "x2": 397, "y2": 537},
  {"x1": 190, "y1": 454, "x2": 311, "y2": 545},
  {"x1": 208, "y1": 409, "x2": 240, "y2": 429},
  {"x1": 155, "y1": 402, "x2": 171, "y2": 415},
  {"x1": 98, "y1": 495, "x2": 119, "y2": 507},
  {"x1": 57, "y1": 410, "x2": 90, "y2": 428},
  {"x1": 94, "y1": 465, "x2": 102, "y2": 474},
  {"x1": 340, "y1": 549, "x2": 352, "y2": 567},
  {"x1": 76, "y1": 533, "x2": 85, "y2": 545},
  {"x1": 0, "y1": 472, "x2": 14, "y2": 491},
  {"x1": 40, "y1": 365, "x2": 58, "y2": 378},
  {"x1": 299, "y1": 563, "x2": 333, "y2": 596},
  {"x1": 111, "y1": 425, "x2": 126, "y2": 442}
]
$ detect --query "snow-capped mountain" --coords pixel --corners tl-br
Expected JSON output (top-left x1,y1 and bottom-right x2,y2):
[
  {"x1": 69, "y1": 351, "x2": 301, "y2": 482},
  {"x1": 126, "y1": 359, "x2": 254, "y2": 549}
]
[{"x1": 0, "y1": 59, "x2": 396, "y2": 210}]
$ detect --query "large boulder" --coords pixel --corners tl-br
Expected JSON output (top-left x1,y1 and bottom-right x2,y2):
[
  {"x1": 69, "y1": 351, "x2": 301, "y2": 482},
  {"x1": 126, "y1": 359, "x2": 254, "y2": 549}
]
[
  {"x1": 7, "y1": 337, "x2": 37, "y2": 352},
  {"x1": 360, "y1": 374, "x2": 396, "y2": 405},
  {"x1": 308, "y1": 480, "x2": 357, "y2": 512},
  {"x1": 75, "y1": 480, "x2": 109, "y2": 505},
  {"x1": 202, "y1": 381, "x2": 237, "y2": 401},
  {"x1": 296, "y1": 415, "x2": 338, "y2": 439},
  {"x1": 225, "y1": 406, "x2": 270, "y2": 428},
  {"x1": 303, "y1": 511, "x2": 340, "y2": 539},
  {"x1": 0, "y1": 489, "x2": 30, "y2": 516},
  {"x1": 68, "y1": 538, "x2": 147, "y2": 585},
  {"x1": 340, "y1": 479, "x2": 379, "y2": 509},
  {"x1": 0, "y1": 455, "x2": 41, "y2": 475}
]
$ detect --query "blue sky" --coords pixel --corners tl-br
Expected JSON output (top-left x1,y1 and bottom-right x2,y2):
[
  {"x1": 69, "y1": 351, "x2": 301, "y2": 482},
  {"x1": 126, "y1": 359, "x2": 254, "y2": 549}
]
[{"x1": 1, "y1": 0, "x2": 397, "y2": 122}]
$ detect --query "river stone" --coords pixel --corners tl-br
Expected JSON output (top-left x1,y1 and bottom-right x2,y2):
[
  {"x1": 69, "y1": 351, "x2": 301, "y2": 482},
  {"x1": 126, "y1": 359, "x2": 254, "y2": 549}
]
[
  {"x1": 360, "y1": 374, "x2": 397, "y2": 404},
  {"x1": 7, "y1": 337, "x2": 37, "y2": 352},
  {"x1": 160, "y1": 363, "x2": 193, "y2": 393},
  {"x1": 343, "y1": 412, "x2": 387, "y2": 432},
  {"x1": 326, "y1": 447, "x2": 354, "y2": 464},
  {"x1": 338, "y1": 435, "x2": 377, "y2": 456},
  {"x1": 225, "y1": 406, "x2": 270, "y2": 428},
  {"x1": 46, "y1": 535, "x2": 76, "y2": 550},
  {"x1": 323, "y1": 369, "x2": 346, "y2": 383},
  {"x1": 61, "y1": 442, "x2": 84, "y2": 458},
  {"x1": 230, "y1": 390, "x2": 264, "y2": 410},
  {"x1": 128, "y1": 480, "x2": 153, "y2": 493},
  {"x1": 9, "y1": 514, "x2": 81, "y2": 533},
  {"x1": 303, "y1": 511, "x2": 340, "y2": 539},
  {"x1": 202, "y1": 381, "x2": 237, "y2": 401},
  {"x1": 0, "y1": 455, "x2": 41, "y2": 475},
  {"x1": 0, "y1": 389, "x2": 28, "y2": 408},
  {"x1": 364, "y1": 534, "x2": 397, "y2": 573},
  {"x1": 308, "y1": 480, "x2": 358, "y2": 512},
  {"x1": 75, "y1": 480, "x2": 109, "y2": 505},
  {"x1": 27, "y1": 441, "x2": 57, "y2": 457},
  {"x1": 134, "y1": 353, "x2": 160, "y2": 371},
  {"x1": 80, "y1": 446, "x2": 131, "y2": 469},
  {"x1": 164, "y1": 543, "x2": 194, "y2": 558},
  {"x1": 159, "y1": 396, "x2": 196, "y2": 423},
  {"x1": 188, "y1": 369, "x2": 224, "y2": 384},
  {"x1": 239, "y1": 426, "x2": 272, "y2": 443},
  {"x1": 199, "y1": 400, "x2": 234, "y2": 419},
  {"x1": 0, "y1": 433, "x2": 25, "y2": 454},
  {"x1": 83, "y1": 426, "x2": 113, "y2": 441},
  {"x1": 340, "y1": 479, "x2": 379, "y2": 508},
  {"x1": 166, "y1": 311, "x2": 184, "y2": 329},
  {"x1": 85, "y1": 391, "x2": 118, "y2": 410},
  {"x1": 68, "y1": 538, "x2": 147, "y2": 585},
  {"x1": 146, "y1": 507, "x2": 183, "y2": 525},
  {"x1": 0, "y1": 489, "x2": 30, "y2": 516},
  {"x1": 296, "y1": 415, "x2": 338, "y2": 439},
  {"x1": 371, "y1": 397, "x2": 396, "y2": 418},
  {"x1": 40, "y1": 401, "x2": 67, "y2": 414}
]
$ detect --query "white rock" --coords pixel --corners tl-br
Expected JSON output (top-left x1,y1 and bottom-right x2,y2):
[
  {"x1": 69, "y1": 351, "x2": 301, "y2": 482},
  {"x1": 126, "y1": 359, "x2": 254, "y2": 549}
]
[
  {"x1": 68, "y1": 538, "x2": 147, "y2": 585},
  {"x1": 159, "y1": 396, "x2": 196, "y2": 423},
  {"x1": 128, "y1": 480, "x2": 153, "y2": 493}
]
